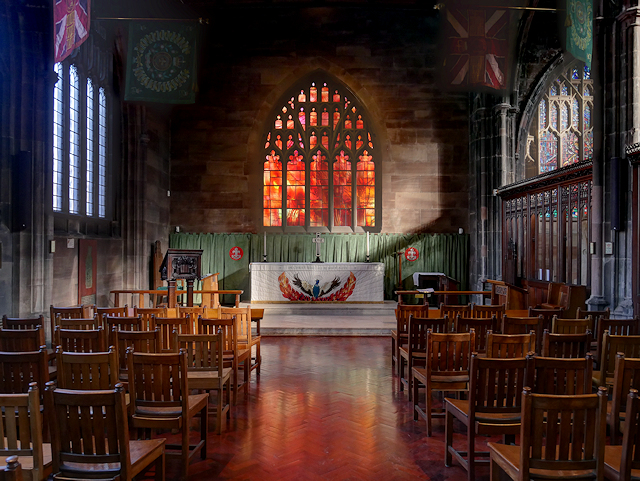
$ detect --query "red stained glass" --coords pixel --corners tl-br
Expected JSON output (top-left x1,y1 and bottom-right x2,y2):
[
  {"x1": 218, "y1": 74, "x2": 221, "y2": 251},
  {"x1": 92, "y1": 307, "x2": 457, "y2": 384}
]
[
  {"x1": 265, "y1": 132, "x2": 271, "y2": 149},
  {"x1": 357, "y1": 152, "x2": 375, "y2": 226},
  {"x1": 356, "y1": 135, "x2": 363, "y2": 150},
  {"x1": 275, "y1": 116, "x2": 282, "y2": 129},
  {"x1": 310, "y1": 83, "x2": 317, "y2": 102},
  {"x1": 321, "y1": 84, "x2": 329, "y2": 102},
  {"x1": 275, "y1": 135, "x2": 282, "y2": 150},
  {"x1": 344, "y1": 115, "x2": 352, "y2": 129},
  {"x1": 287, "y1": 135, "x2": 294, "y2": 149},
  {"x1": 333, "y1": 109, "x2": 340, "y2": 129},
  {"x1": 310, "y1": 150, "x2": 328, "y2": 226},
  {"x1": 310, "y1": 132, "x2": 317, "y2": 149},
  {"x1": 310, "y1": 108, "x2": 317, "y2": 126},
  {"x1": 263, "y1": 150, "x2": 283, "y2": 226},
  {"x1": 333, "y1": 151, "x2": 352, "y2": 226},
  {"x1": 322, "y1": 133, "x2": 329, "y2": 150},
  {"x1": 286, "y1": 152, "x2": 305, "y2": 226},
  {"x1": 356, "y1": 115, "x2": 364, "y2": 129},
  {"x1": 322, "y1": 108, "x2": 329, "y2": 126},
  {"x1": 299, "y1": 109, "x2": 305, "y2": 130},
  {"x1": 286, "y1": 116, "x2": 294, "y2": 129},
  {"x1": 333, "y1": 90, "x2": 340, "y2": 102},
  {"x1": 345, "y1": 135, "x2": 352, "y2": 150},
  {"x1": 298, "y1": 90, "x2": 306, "y2": 102}
]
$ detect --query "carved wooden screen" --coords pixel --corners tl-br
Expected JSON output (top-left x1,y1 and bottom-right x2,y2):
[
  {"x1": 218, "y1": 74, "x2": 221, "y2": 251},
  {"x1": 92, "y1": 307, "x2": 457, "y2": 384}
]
[{"x1": 263, "y1": 75, "x2": 377, "y2": 232}]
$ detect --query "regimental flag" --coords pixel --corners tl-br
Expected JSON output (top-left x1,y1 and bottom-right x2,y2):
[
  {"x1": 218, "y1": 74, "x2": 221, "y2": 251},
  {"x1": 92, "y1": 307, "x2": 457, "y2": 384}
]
[
  {"x1": 125, "y1": 22, "x2": 198, "y2": 104},
  {"x1": 54, "y1": 0, "x2": 90, "y2": 63},
  {"x1": 566, "y1": 0, "x2": 593, "y2": 67},
  {"x1": 443, "y1": 6, "x2": 510, "y2": 91}
]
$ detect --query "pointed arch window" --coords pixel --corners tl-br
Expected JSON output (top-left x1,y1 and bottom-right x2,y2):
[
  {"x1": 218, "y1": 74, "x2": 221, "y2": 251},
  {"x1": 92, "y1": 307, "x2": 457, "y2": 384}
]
[{"x1": 262, "y1": 74, "x2": 379, "y2": 232}]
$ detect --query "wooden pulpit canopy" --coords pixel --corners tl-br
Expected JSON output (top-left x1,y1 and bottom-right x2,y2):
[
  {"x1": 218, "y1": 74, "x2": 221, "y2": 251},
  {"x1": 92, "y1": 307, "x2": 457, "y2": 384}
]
[{"x1": 160, "y1": 249, "x2": 203, "y2": 307}]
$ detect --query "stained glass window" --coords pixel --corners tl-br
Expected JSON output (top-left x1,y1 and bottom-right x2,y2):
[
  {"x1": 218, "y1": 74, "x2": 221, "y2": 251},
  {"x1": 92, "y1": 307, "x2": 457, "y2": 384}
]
[
  {"x1": 529, "y1": 63, "x2": 593, "y2": 175},
  {"x1": 262, "y1": 76, "x2": 377, "y2": 231}
]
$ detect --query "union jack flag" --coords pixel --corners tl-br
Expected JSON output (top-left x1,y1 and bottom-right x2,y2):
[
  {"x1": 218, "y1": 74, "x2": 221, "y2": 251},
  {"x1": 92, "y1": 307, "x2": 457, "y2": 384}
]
[
  {"x1": 444, "y1": 7, "x2": 509, "y2": 91},
  {"x1": 54, "y1": 0, "x2": 90, "y2": 63}
]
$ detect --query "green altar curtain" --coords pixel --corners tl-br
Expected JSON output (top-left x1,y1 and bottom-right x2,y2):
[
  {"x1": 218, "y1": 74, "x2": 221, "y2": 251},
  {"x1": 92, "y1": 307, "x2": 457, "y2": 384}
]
[{"x1": 169, "y1": 232, "x2": 469, "y2": 303}]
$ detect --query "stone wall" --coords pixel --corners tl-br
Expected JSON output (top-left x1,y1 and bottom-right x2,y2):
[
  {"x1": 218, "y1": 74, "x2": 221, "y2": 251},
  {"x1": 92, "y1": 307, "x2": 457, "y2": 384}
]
[{"x1": 170, "y1": 6, "x2": 470, "y2": 234}]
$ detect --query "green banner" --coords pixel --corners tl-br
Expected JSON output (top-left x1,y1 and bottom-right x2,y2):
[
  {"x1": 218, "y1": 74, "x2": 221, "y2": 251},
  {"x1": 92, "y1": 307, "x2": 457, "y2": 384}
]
[
  {"x1": 566, "y1": 0, "x2": 593, "y2": 67},
  {"x1": 125, "y1": 21, "x2": 198, "y2": 104}
]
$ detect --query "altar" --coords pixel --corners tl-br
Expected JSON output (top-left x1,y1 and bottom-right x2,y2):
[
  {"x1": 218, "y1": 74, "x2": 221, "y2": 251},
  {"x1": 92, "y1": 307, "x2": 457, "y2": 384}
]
[{"x1": 250, "y1": 262, "x2": 385, "y2": 303}]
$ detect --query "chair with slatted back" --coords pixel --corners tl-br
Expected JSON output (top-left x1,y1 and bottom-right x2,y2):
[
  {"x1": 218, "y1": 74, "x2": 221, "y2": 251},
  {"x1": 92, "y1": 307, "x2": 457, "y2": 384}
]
[
  {"x1": 595, "y1": 332, "x2": 640, "y2": 388},
  {"x1": 551, "y1": 315, "x2": 593, "y2": 334},
  {"x1": 112, "y1": 327, "x2": 161, "y2": 383},
  {"x1": 0, "y1": 457, "x2": 25, "y2": 481},
  {"x1": 608, "y1": 354, "x2": 640, "y2": 444},
  {"x1": 0, "y1": 327, "x2": 45, "y2": 352},
  {"x1": 471, "y1": 304, "x2": 505, "y2": 320},
  {"x1": 489, "y1": 386, "x2": 607, "y2": 481},
  {"x1": 502, "y1": 315, "x2": 544, "y2": 353},
  {"x1": 152, "y1": 315, "x2": 192, "y2": 353},
  {"x1": 198, "y1": 316, "x2": 249, "y2": 405},
  {"x1": 486, "y1": 331, "x2": 536, "y2": 358},
  {"x1": 529, "y1": 306, "x2": 565, "y2": 335},
  {"x1": 2, "y1": 315, "x2": 45, "y2": 331},
  {"x1": 541, "y1": 329, "x2": 592, "y2": 358},
  {"x1": 45, "y1": 381, "x2": 165, "y2": 481},
  {"x1": 134, "y1": 307, "x2": 166, "y2": 331},
  {"x1": 174, "y1": 330, "x2": 232, "y2": 434},
  {"x1": 220, "y1": 306, "x2": 260, "y2": 376},
  {"x1": 176, "y1": 307, "x2": 205, "y2": 332},
  {"x1": 526, "y1": 353, "x2": 593, "y2": 395},
  {"x1": 392, "y1": 304, "x2": 430, "y2": 374},
  {"x1": 398, "y1": 316, "x2": 448, "y2": 399},
  {"x1": 454, "y1": 315, "x2": 497, "y2": 353},
  {"x1": 605, "y1": 388, "x2": 640, "y2": 480},
  {"x1": 440, "y1": 303, "x2": 471, "y2": 321},
  {"x1": 104, "y1": 315, "x2": 142, "y2": 335},
  {"x1": 55, "y1": 315, "x2": 101, "y2": 331},
  {"x1": 127, "y1": 349, "x2": 208, "y2": 480},
  {"x1": 0, "y1": 349, "x2": 49, "y2": 395},
  {"x1": 54, "y1": 326, "x2": 106, "y2": 353},
  {"x1": 577, "y1": 306, "x2": 610, "y2": 321},
  {"x1": 0, "y1": 383, "x2": 51, "y2": 481},
  {"x1": 595, "y1": 318, "x2": 640, "y2": 370},
  {"x1": 49, "y1": 306, "x2": 88, "y2": 340},
  {"x1": 412, "y1": 330, "x2": 474, "y2": 436},
  {"x1": 445, "y1": 354, "x2": 528, "y2": 481},
  {"x1": 95, "y1": 306, "x2": 128, "y2": 330},
  {"x1": 55, "y1": 346, "x2": 119, "y2": 391}
]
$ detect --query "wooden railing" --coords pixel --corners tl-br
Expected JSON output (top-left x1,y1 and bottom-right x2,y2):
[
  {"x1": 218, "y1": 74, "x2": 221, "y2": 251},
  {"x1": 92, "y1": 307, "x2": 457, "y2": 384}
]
[
  {"x1": 394, "y1": 290, "x2": 492, "y2": 305},
  {"x1": 110, "y1": 289, "x2": 244, "y2": 308}
]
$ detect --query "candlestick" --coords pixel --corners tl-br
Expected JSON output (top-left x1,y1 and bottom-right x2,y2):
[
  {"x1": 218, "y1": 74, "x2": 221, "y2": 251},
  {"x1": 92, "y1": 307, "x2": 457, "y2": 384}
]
[
  {"x1": 366, "y1": 232, "x2": 370, "y2": 262},
  {"x1": 263, "y1": 232, "x2": 267, "y2": 262}
]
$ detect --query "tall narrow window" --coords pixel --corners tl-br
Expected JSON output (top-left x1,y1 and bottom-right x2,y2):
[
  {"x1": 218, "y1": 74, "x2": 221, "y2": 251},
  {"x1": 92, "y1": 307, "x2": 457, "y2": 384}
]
[
  {"x1": 53, "y1": 63, "x2": 64, "y2": 212},
  {"x1": 98, "y1": 87, "x2": 107, "y2": 218},
  {"x1": 262, "y1": 75, "x2": 378, "y2": 231},
  {"x1": 68, "y1": 66, "x2": 80, "y2": 214},
  {"x1": 86, "y1": 79, "x2": 94, "y2": 216}
]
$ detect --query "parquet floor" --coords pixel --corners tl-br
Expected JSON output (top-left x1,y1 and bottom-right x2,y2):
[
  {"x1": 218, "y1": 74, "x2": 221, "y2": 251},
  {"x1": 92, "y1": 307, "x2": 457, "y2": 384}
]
[{"x1": 158, "y1": 337, "x2": 493, "y2": 480}]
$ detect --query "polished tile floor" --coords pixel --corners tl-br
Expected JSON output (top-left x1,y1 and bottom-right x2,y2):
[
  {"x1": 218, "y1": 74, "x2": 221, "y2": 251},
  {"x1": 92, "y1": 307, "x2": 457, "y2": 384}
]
[{"x1": 157, "y1": 336, "x2": 493, "y2": 480}]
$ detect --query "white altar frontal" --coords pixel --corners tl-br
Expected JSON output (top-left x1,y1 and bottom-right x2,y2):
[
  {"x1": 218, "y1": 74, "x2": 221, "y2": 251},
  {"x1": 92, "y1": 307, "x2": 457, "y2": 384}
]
[{"x1": 250, "y1": 262, "x2": 385, "y2": 303}]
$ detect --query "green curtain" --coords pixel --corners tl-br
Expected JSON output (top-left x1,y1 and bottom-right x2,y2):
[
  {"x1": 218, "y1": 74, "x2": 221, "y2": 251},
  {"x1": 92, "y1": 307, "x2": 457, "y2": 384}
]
[{"x1": 169, "y1": 232, "x2": 469, "y2": 301}]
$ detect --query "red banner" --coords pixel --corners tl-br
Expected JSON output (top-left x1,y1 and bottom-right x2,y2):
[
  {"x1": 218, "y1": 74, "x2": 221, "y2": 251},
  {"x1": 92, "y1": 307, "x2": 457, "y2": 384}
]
[{"x1": 54, "y1": 0, "x2": 90, "y2": 63}]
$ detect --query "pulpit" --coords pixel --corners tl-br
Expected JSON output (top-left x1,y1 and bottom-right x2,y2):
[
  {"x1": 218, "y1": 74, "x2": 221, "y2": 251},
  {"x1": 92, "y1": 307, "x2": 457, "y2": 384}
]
[
  {"x1": 412, "y1": 272, "x2": 460, "y2": 305},
  {"x1": 160, "y1": 249, "x2": 203, "y2": 307}
]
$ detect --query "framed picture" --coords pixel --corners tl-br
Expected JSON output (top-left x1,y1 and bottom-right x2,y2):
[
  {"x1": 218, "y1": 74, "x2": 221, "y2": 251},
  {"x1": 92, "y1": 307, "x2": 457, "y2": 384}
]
[{"x1": 78, "y1": 239, "x2": 97, "y2": 305}]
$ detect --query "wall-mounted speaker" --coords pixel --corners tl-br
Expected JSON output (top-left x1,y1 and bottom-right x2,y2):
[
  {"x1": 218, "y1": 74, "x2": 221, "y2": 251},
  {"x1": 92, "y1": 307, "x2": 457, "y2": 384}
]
[
  {"x1": 11, "y1": 151, "x2": 32, "y2": 232},
  {"x1": 611, "y1": 156, "x2": 621, "y2": 231}
]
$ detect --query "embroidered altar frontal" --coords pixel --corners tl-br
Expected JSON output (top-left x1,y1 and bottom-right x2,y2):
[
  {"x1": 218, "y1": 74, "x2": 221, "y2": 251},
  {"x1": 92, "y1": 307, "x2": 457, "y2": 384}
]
[{"x1": 250, "y1": 262, "x2": 385, "y2": 303}]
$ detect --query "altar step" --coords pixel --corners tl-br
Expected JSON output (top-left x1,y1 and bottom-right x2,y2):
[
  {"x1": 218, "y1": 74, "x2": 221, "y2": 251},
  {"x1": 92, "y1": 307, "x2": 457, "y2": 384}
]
[{"x1": 248, "y1": 301, "x2": 397, "y2": 336}]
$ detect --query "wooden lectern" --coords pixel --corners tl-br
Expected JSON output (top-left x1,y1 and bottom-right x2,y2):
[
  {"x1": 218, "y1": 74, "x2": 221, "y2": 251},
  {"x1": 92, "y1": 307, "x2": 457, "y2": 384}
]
[
  {"x1": 414, "y1": 272, "x2": 460, "y2": 305},
  {"x1": 160, "y1": 249, "x2": 203, "y2": 308}
]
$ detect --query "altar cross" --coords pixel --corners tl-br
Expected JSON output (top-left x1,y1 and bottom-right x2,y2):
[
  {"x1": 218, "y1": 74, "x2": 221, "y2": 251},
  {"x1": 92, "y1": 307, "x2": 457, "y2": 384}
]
[{"x1": 312, "y1": 233, "x2": 324, "y2": 263}]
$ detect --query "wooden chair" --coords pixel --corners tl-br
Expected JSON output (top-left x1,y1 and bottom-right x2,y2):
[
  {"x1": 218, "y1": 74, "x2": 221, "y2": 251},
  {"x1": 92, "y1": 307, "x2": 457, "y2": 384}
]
[
  {"x1": 55, "y1": 316, "x2": 101, "y2": 331},
  {"x1": 53, "y1": 326, "x2": 106, "y2": 352},
  {"x1": 176, "y1": 307, "x2": 205, "y2": 332},
  {"x1": 577, "y1": 306, "x2": 610, "y2": 321},
  {"x1": 49, "y1": 306, "x2": 88, "y2": 341},
  {"x1": 0, "y1": 383, "x2": 51, "y2": 481},
  {"x1": 412, "y1": 330, "x2": 474, "y2": 436},
  {"x1": 220, "y1": 306, "x2": 260, "y2": 375},
  {"x1": 174, "y1": 330, "x2": 232, "y2": 434},
  {"x1": 0, "y1": 349, "x2": 49, "y2": 395},
  {"x1": 445, "y1": 354, "x2": 528, "y2": 481},
  {"x1": 133, "y1": 307, "x2": 166, "y2": 330},
  {"x1": 595, "y1": 318, "x2": 640, "y2": 370},
  {"x1": 502, "y1": 315, "x2": 544, "y2": 353},
  {"x1": 127, "y1": 349, "x2": 208, "y2": 480},
  {"x1": 609, "y1": 354, "x2": 640, "y2": 444},
  {"x1": 485, "y1": 331, "x2": 536, "y2": 358},
  {"x1": 198, "y1": 316, "x2": 250, "y2": 405},
  {"x1": 440, "y1": 303, "x2": 471, "y2": 320},
  {"x1": 55, "y1": 347, "x2": 119, "y2": 391},
  {"x1": 0, "y1": 327, "x2": 45, "y2": 352},
  {"x1": 471, "y1": 304, "x2": 505, "y2": 320},
  {"x1": 453, "y1": 315, "x2": 496, "y2": 353},
  {"x1": 604, "y1": 388, "x2": 640, "y2": 480},
  {"x1": 398, "y1": 316, "x2": 449, "y2": 399},
  {"x1": 45, "y1": 382, "x2": 165, "y2": 481},
  {"x1": 104, "y1": 315, "x2": 143, "y2": 334},
  {"x1": 95, "y1": 306, "x2": 128, "y2": 329},
  {"x1": 1, "y1": 315, "x2": 45, "y2": 330},
  {"x1": 392, "y1": 304, "x2": 430, "y2": 374},
  {"x1": 489, "y1": 386, "x2": 607, "y2": 481},
  {"x1": 525, "y1": 353, "x2": 593, "y2": 395},
  {"x1": 153, "y1": 315, "x2": 192, "y2": 353},
  {"x1": 0, "y1": 457, "x2": 25, "y2": 481},
  {"x1": 541, "y1": 329, "x2": 592, "y2": 358},
  {"x1": 594, "y1": 332, "x2": 640, "y2": 388},
  {"x1": 112, "y1": 327, "x2": 161, "y2": 383},
  {"x1": 552, "y1": 315, "x2": 593, "y2": 334}
]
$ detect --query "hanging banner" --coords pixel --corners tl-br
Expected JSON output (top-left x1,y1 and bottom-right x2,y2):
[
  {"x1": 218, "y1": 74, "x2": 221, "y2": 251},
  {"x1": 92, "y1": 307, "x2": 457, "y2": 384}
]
[
  {"x1": 405, "y1": 247, "x2": 419, "y2": 262},
  {"x1": 54, "y1": 0, "x2": 91, "y2": 63},
  {"x1": 125, "y1": 21, "x2": 198, "y2": 104},
  {"x1": 229, "y1": 246, "x2": 244, "y2": 261},
  {"x1": 566, "y1": 0, "x2": 593, "y2": 67}
]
